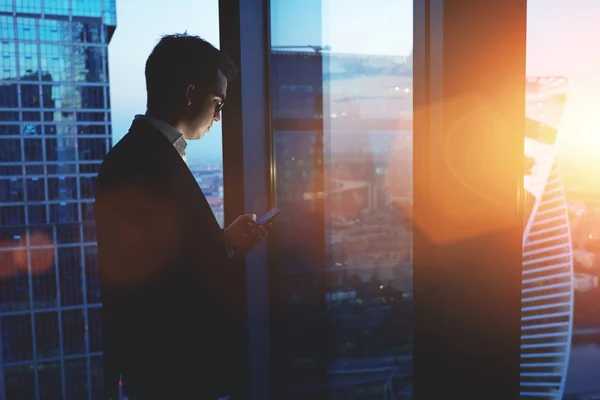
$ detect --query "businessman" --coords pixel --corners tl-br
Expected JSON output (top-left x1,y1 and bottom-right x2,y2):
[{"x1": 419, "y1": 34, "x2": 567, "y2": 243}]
[{"x1": 95, "y1": 34, "x2": 268, "y2": 399}]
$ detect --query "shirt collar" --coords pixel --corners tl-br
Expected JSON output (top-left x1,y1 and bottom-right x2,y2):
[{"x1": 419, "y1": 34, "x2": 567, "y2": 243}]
[{"x1": 135, "y1": 114, "x2": 188, "y2": 158}]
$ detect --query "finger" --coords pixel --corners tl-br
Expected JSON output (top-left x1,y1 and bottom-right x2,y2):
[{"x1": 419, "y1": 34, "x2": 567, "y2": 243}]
[{"x1": 246, "y1": 213, "x2": 257, "y2": 222}]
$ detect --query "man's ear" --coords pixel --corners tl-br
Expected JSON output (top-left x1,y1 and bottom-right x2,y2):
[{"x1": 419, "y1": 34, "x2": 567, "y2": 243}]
[{"x1": 185, "y1": 84, "x2": 195, "y2": 106}]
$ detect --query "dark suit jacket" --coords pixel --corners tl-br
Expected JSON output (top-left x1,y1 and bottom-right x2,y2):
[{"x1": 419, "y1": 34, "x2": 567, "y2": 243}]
[{"x1": 95, "y1": 118, "x2": 236, "y2": 399}]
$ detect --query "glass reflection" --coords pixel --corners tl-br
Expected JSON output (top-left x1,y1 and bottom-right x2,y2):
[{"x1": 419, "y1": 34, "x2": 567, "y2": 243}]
[
  {"x1": 269, "y1": 1, "x2": 413, "y2": 398},
  {"x1": 40, "y1": 44, "x2": 73, "y2": 82},
  {"x1": 73, "y1": 46, "x2": 105, "y2": 82}
]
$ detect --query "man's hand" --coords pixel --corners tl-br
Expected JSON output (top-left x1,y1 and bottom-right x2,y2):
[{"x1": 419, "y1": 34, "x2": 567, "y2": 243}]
[{"x1": 224, "y1": 213, "x2": 271, "y2": 253}]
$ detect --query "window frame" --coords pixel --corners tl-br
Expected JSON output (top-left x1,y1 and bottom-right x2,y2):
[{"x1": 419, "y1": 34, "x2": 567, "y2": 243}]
[{"x1": 220, "y1": 0, "x2": 527, "y2": 398}]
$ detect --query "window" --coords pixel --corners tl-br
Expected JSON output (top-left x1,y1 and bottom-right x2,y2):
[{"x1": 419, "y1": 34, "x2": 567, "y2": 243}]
[
  {"x1": 47, "y1": 177, "x2": 78, "y2": 200},
  {"x1": 0, "y1": 138, "x2": 22, "y2": 162},
  {"x1": 61, "y1": 309, "x2": 86, "y2": 355},
  {"x1": 58, "y1": 246, "x2": 83, "y2": 306},
  {"x1": 21, "y1": 83, "x2": 41, "y2": 108},
  {"x1": 72, "y1": 21, "x2": 103, "y2": 43},
  {"x1": 76, "y1": 85, "x2": 105, "y2": 108},
  {"x1": 43, "y1": 0, "x2": 70, "y2": 16},
  {"x1": 0, "y1": 16, "x2": 15, "y2": 40},
  {"x1": 18, "y1": 43, "x2": 39, "y2": 80},
  {"x1": 40, "y1": 44, "x2": 73, "y2": 82},
  {"x1": 4, "y1": 365, "x2": 36, "y2": 400},
  {"x1": 26, "y1": 178, "x2": 46, "y2": 201},
  {"x1": 39, "y1": 19, "x2": 70, "y2": 41},
  {"x1": 16, "y1": 18, "x2": 37, "y2": 41},
  {"x1": 85, "y1": 245, "x2": 101, "y2": 303},
  {"x1": 268, "y1": 0, "x2": 413, "y2": 397},
  {"x1": 15, "y1": 0, "x2": 42, "y2": 14},
  {"x1": 0, "y1": 178, "x2": 24, "y2": 202},
  {"x1": 88, "y1": 307, "x2": 102, "y2": 352},
  {"x1": 0, "y1": 42, "x2": 17, "y2": 80},
  {"x1": 526, "y1": 0, "x2": 600, "y2": 397},
  {"x1": 64, "y1": 358, "x2": 90, "y2": 398},
  {"x1": 24, "y1": 138, "x2": 44, "y2": 161},
  {"x1": 34, "y1": 312, "x2": 61, "y2": 359},
  {"x1": 78, "y1": 138, "x2": 106, "y2": 160},
  {"x1": 31, "y1": 248, "x2": 57, "y2": 309},
  {"x1": 38, "y1": 362, "x2": 63, "y2": 400},
  {"x1": 0, "y1": 82, "x2": 19, "y2": 107},
  {"x1": 1, "y1": 314, "x2": 33, "y2": 362},
  {"x1": 73, "y1": 46, "x2": 105, "y2": 83}
]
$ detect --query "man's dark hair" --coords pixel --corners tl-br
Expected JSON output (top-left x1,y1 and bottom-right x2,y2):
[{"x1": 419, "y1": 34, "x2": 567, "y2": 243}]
[{"x1": 145, "y1": 33, "x2": 238, "y2": 113}]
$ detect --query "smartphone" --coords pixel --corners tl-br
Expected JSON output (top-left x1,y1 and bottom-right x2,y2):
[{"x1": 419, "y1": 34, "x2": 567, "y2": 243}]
[{"x1": 256, "y1": 207, "x2": 280, "y2": 225}]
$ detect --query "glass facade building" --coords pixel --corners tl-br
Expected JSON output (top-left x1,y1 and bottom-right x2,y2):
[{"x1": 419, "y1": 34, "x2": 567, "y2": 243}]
[{"x1": 0, "y1": 1, "x2": 115, "y2": 399}]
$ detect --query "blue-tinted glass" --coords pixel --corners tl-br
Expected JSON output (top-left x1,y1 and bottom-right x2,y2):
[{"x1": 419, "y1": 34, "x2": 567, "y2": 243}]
[
  {"x1": 18, "y1": 43, "x2": 39, "y2": 80},
  {"x1": 16, "y1": 18, "x2": 37, "y2": 41},
  {"x1": 85, "y1": 245, "x2": 101, "y2": 303},
  {"x1": 82, "y1": 220, "x2": 96, "y2": 242},
  {"x1": 28, "y1": 205, "x2": 47, "y2": 224},
  {"x1": 22, "y1": 111, "x2": 41, "y2": 121},
  {"x1": 0, "y1": 1, "x2": 12, "y2": 12},
  {"x1": 65, "y1": 358, "x2": 89, "y2": 398},
  {"x1": 74, "y1": 46, "x2": 105, "y2": 82},
  {"x1": 0, "y1": 138, "x2": 22, "y2": 161},
  {"x1": 62, "y1": 309, "x2": 86, "y2": 355},
  {"x1": 0, "y1": 111, "x2": 19, "y2": 122},
  {"x1": 43, "y1": 0, "x2": 69, "y2": 16},
  {"x1": 15, "y1": 0, "x2": 42, "y2": 14},
  {"x1": 31, "y1": 249, "x2": 57, "y2": 309},
  {"x1": 21, "y1": 83, "x2": 41, "y2": 107},
  {"x1": 24, "y1": 138, "x2": 44, "y2": 161},
  {"x1": 79, "y1": 176, "x2": 96, "y2": 199},
  {"x1": 1, "y1": 314, "x2": 33, "y2": 362},
  {"x1": 76, "y1": 85, "x2": 105, "y2": 108},
  {"x1": 4, "y1": 365, "x2": 36, "y2": 400},
  {"x1": 77, "y1": 124, "x2": 106, "y2": 135},
  {"x1": 88, "y1": 307, "x2": 101, "y2": 352},
  {"x1": 49, "y1": 203, "x2": 78, "y2": 224},
  {"x1": 0, "y1": 165, "x2": 21, "y2": 175},
  {"x1": 46, "y1": 163, "x2": 76, "y2": 174},
  {"x1": 55, "y1": 223, "x2": 81, "y2": 244},
  {"x1": 58, "y1": 246, "x2": 83, "y2": 306},
  {"x1": 26, "y1": 178, "x2": 46, "y2": 201},
  {"x1": 45, "y1": 137, "x2": 77, "y2": 161},
  {"x1": 40, "y1": 44, "x2": 72, "y2": 82},
  {"x1": 22, "y1": 123, "x2": 42, "y2": 135},
  {"x1": 25, "y1": 164, "x2": 44, "y2": 175},
  {"x1": 0, "y1": 178, "x2": 24, "y2": 202},
  {"x1": 81, "y1": 201, "x2": 94, "y2": 221},
  {"x1": 0, "y1": 16, "x2": 15, "y2": 40},
  {"x1": 47, "y1": 177, "x2": 78, "y2": 200},
  {"x1": 40, "y1": 19, "x2": 70, "y2": 42},
  {"x1": 0, "y1": 42, "x2": 17, "y2": 80},
  {"x1": 77, "y1": 112, "x2": 105, "y2": 122},
  {"x1": 0, "y1": 271, "x2": 30, "y2": 313},
  {"x1": 72, "y1": 0, "x2": 102, "y2": 17},
  {"x1": 80, "y1": 163, "x2": 101, "y2": 174},
  {"x1": 78, "y1": 138, "x2": 106, "y2": 160},
  {"x1": 35, "y1": 312, "x2": 60, "y2": 359},
  {"x1": 1, "y1": 206, "x2": 25, "y2": 226},
  {"x1": 48, "y1": 84, "x2": 75, "y2": 109},
  {"x1": 90, "y1": 356, "x2": 103, "y2": 400},
  {"x1": 72, "y1": 21, "x2": 103, "y2": 43},
  {"x1": 103, "y1": 0, "x2": 117, "y2": 26},
  {"x1": 38, "y1": 362, "x2": 63, "y2": 400},
  {"x1": 0, "y1": 124, "x2": 20, "y2": 135}
]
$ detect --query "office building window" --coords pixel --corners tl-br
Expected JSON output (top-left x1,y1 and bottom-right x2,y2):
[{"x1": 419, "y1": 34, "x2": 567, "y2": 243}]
[
  {"x1": 269, "y1": 0, "x2": 413, "y2": 397},
  {"x1": 38, "y1": 362, "x2": 64, "y2": 400},
  {"x1": 34, "y1": 312, "x2": 61, "y2": 359},
  {"x1": 4, "y1": 365, "x2": 36, "y2": 400},
  {"x1": 1, "y1": 314, "x2": 34, "y2": 362}
]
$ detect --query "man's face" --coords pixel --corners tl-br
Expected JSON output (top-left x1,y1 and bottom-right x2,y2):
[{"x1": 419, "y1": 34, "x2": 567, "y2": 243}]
[{"x1": 181, "y1": 69, "x2": 228, "y2": 140}]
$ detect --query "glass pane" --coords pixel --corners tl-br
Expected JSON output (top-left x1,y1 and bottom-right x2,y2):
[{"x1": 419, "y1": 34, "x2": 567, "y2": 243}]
[
  {"x1": 269, "y1": 0, "x2": 413, "y2": 397},
  {"x1": 34, "y1": 312, "x2": 61, "y2": 359},
  {"x1": 526, "y1": 1, "x2": 600, "y2": 397},
  {"x1": 4, "y1": 365, "x2": 36, "y2": 400},
  {"x1": 38, "y1": 362, "x2": 63, "y2": 400}
]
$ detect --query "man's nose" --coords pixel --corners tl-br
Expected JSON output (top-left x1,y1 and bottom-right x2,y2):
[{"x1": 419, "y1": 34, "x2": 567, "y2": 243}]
[{"x1": 214, "y1": 111, "x2": 221, "y2": 122}]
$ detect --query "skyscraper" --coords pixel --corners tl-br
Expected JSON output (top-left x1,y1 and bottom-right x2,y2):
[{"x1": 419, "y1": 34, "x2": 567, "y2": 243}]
[
  {"x1": 520, "y1": 77, "x2": 574, "y2": 398},
  {"x1": 0, "y1": 1, "x2": 116, "y2": 398}
]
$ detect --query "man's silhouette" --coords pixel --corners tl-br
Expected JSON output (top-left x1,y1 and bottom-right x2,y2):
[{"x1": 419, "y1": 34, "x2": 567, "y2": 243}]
[{"x1": 94, "y1": 33, "x2": 268, "y2": 400}]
